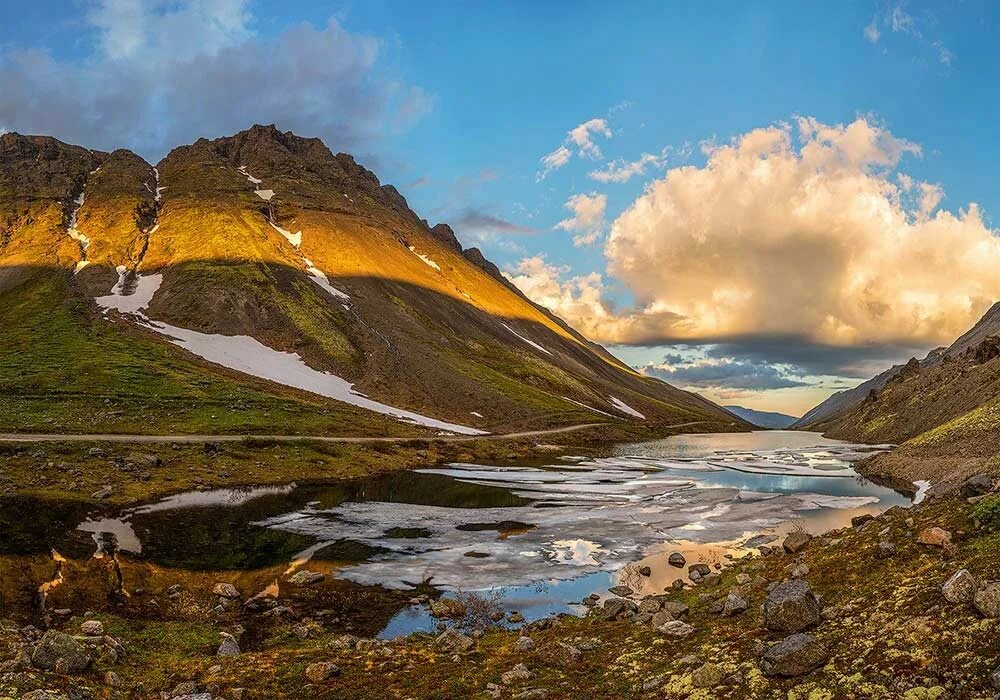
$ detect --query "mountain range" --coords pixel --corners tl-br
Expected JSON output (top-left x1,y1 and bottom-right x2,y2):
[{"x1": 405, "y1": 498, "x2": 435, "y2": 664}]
[
  {"x1": 722, "y1": 405, "x2": 798, "y2": 429},
  {"x1": 0, "y1": 125, "x2": 745, "y2": 437}
]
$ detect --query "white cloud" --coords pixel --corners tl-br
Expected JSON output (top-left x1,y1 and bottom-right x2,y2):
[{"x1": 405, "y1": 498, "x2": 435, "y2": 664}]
[
  {"x1": 536, "y1": 145, "x2": 572, "y2": 181},
  {"x1": 0, "y1": 1, "x2": 428, "y2": 159},
  {"x1": 535, "y1": 117, "x2": 612, "y2": 180},
  {"x1": 601, "y1": 116, "x2": 1000, "y2": 347},
  {"x1": 513, "y1": 117, "x2": 1000, "y2": 355},
  {"x1": 567, "y1": 118, "x2": 612, "y2": 159},
  {"x1": 555, "y1": 193, "x2": 607, "y2": 247},
  {"x1": 864, "y1": 20, "x2": 881, "y2": 44},
  {"x1": 890, "y1": 5, "x2": 916, "y2": 34},
  {"x1": 589, "y1": 147, "x2": 669, "y2": 183}
]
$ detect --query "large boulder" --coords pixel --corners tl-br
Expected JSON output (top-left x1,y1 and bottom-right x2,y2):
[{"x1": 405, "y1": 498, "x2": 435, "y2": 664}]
[
  {"x1": 436, "y1": 628, "x2": 475, "y2": 653},
  {"x1": 305, "y1": 661, "x2": 341, "y2": 682},
  {"x1": 656, "y1": 620, "x2": 695, "y2": 637},
  {"x1": 723, "y1": 593, "x2": 749, "y2": 616},
  {"x1": 973, "y1": 581, "x2": 1000, "y2": 618},
  {"x1": 759, "y1": 633, "x2": 828, "y2": 677},
  {"x1": 668, "y1": 552, "x2": 686, "y2": 568},
  {"x1": 917, "y1": 527, "x2": 952, "y2": 548},
  {"x1": 763, "y1": 580, "x2": 822, "y2": 634},
  {"x1": 941, "y1": 569, "x2": 979, "y2": 604},
  {"x1": 960, "y1": 474, "x2": 995, "y2": 498},
  {"x1": 30, "y1": 630, "x2": 91, "y2": 673},
  {"x1": 601, "y1": 597, "x2": 638, "y2": 620},
  {"x1": 782, "y1": 531, "x2": 812, "y2": 554}
]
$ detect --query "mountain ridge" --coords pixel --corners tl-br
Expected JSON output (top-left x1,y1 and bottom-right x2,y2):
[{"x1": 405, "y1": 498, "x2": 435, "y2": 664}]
[{"x1": 0, "y1": 126, "x2": 747, "y2": 437}]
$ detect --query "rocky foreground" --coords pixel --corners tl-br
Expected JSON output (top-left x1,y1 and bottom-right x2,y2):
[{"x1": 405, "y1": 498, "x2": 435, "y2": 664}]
[{"x1": 2, "y1": 476, "x2": 999, "y2": 699}]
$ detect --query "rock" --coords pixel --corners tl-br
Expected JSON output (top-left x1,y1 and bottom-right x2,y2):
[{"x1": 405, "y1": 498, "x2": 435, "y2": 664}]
[
  {"x1": 736, "y1": 573, "x2": 751, "y2": 585},
  {"x1": 960, "y1": 474, "x2": 995, "y2": 498},
  {"x1": 790, "y1": 563, "x2": 810, "y2": 578},
  {"x1": 875, "y1": 541, "x2": 897, "y2": 559},
  {"x1": 691, "y1": 662, "x2": 725, "y2": 688},
  {"x1": 973, "y1": 581, "x2": 1000, "y2": 617},
  {"x1": 700, "y1": 573, "x2": 722, "y2": 586},
  {"x1": 507, "y1": 612, "x2": 524, "y2": 623},
  {"x1": 430, "y1": 598, "x2": 467, "y2": 619},
  {"x1": 917, "y1": 527, "x2": 952, "y2": 548},
  {"x1": 217, "y1": 632, "x2": 240, "y2": 657},
  {"x1": 638, "y1": 565, "x2": 652, "y2": 577},
  {"x1": 671, "y1": 578, "x2": 685, "y2": 590},
  {"x1": 287, "y1": 570, "x2": 325, "y2": 586},
  {"x1": 304, "y1": 661, "x2": 341, "y2": 682},
  {"x1": 103, "y1": 670, "x2": 122, "y2": 687},
  {"x1": 662, "y1": 601, "x2": 690, "y2": 619},
  {"x1": 30, "y1": 630, "x2": 91, "y2": 673},
  {"x1": 600, "y1": 597, "x2": 638, "y2": 620},
  {"x1": 852, "y1": 514, "x2": 874, "y2": 529},
  {"x1": 668, "y1": 552, "x2": 686, "y2": 568},
  {"x1": 763, "y1": 579, "x2": 822, "y2": 634},
  {"x1": 514, "y1": 636, "x2": 535, "y2": 652},
  {"x1": 608, "y1": 585, "x2": 634, "y2": 597},
  {"x1": 759, "y1": 633, "x2": 828, "y2": 676},
  {"x1": 991, "y1": 664, "x2": 1000, "y2": 690},
  {"x1": 212, "y1": 583, "x2": 240, "y2": 599},
  {"x1": 656, "y1": 620, "x2": 695, "y2": 637},
  {"x1": 91, "y1": 486, "x2": 113, "y2": 499},
  {"x1": 436, "y1": 628, "x2": 475, "y2": 653},
  {"x1": 650, "y1": 610, "x2": 675, "y2": 627},
  {"x1": 941, "y1": 569, "x2": 979, "y2": 604},
  {"x1": 782, "y1": 531, "x2": 812, "y2": 554},
  {"x1": 638, "y1": 598, "x2": 662, "y2": 614},
  {"x1": 723, "y1": 592, "x2": 749, "y2": 616},
  {"x1": 501, "y1": 663, "x2": 533, "y2": 685},
  {"x1": 688, "y1": 563, "x2": 711, "y2": 577},
  {"x1": 80, "y1": 620, "x2": 104, "y2": 636}
]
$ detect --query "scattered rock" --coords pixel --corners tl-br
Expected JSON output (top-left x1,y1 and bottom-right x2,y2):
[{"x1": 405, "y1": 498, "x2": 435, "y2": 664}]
[
  {"x1": 217, "y1": 632, "x2": 240, "y2": 657},
  {"x1": 304, "y1": 661, "x2": 341, "y2": 682},
  {"x1": 507, "y1": 612, "x2": 524, "y2": 624},
  {"x1": 790, "y1": 563, "x2": 810, "y2": 578},
  {"x1": 600, "y1": 597, "x2": 638, "y2": 620},
  {"x1": 287, "y1": 570, "x2": 325, "y2": 586},
  {"x1": 638, "y1": 565, "x2": 651, "y2": 577},
  {"x1": 941, "y1": 569, "x2": 979, "y2": 604},
  {"x1": 429, "y1": 598, "x2": 467, "y2": 619},
  {"x1": 91, "y1": 486, "x2": 113, "y2": 500},
  {"x1": 991, "y1": 664, "x2": 1000, "y2": 690},
  {"x1": 514, "y1": 636, "x2": 535, "y2": 652},
  {"x1": 30, "y1": 630, "x2": 91, "y2": 673},
  {"x1": 700, "y1": 573, "x2": 722, "y2": 586},
  {"x1": 759, "y1": 633, "x2": 828, "y2": 677},
  {"x1": 691, "y1": 662, "x2": 725, "y2": 688},
  {"x1": 736, "y1": 573, "x2": 751, "y2": 585},
  {"x1": 688, "y1": 563, "x2": 711, "y2": 578},
  {"x1": 668, "y1": 552, "x2": 686, "y2": 568},
  {"x1": 501, "y1": 663, "x2": 533, "y2": 685},
  {"x1": 917, "y1": 527, "x2": 952, "y2": 548},
  {"x1": 852, "y1": 514, "x2": 874, "y2": 529},
  {"x1": 80, "y1": 620, "x2": 104, "y2": 636},
  {"x1": 656, "y1": 620, "x2": 695, "y2": 637},
  {"x1": 763, "y1": 579, "x2": 822, "y2": 634},
  {"x1": 960, "y1": 474, "x2": 995, "y2": 498},
  {"x1": 723, "y1": 592, "x2": 749, "y2": 616},
  {"x1": 212, "y1": 583, "x2": 241, "y2": 599},
  {"x1": 671, "y1": 578, "x2": 685, "y2": 590},
  {"x1": 875, "y1": 541, "x2": 897, "y2": 559},
  {"x1": 436, "y1": 628, "x2": 475, "y2": 653},
  {"x1": 608, "y1": 585, "x2": 634, "y2": 597},
  {"x1": 650, "y1": 610, "x2": 675, "y2": 627},
  {"x1": 973, "y1": 581, "x2": 1000, "y2": 618},
  {"x1": 782, "y1": 531, "x2": 812, "y2": 554}
]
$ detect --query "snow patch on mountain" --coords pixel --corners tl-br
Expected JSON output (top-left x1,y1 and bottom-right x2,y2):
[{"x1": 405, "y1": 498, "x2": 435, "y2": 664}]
[
  {"x1": 270, "y1": 222, "x2": 302, "y2": 248},
  {"x1": 408, "y1": 246, "x2": 441, "y2": 271},
  {"x1": 609, "y1": 396, "x2": 645, "y2": 419},
  {"x1": 501, "y1": 322, "x2": 553, "y2": 356}
]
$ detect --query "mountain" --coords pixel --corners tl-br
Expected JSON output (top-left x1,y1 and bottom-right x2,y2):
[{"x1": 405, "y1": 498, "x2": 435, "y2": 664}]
[
  {"x1": 722, "y1": 405, "x2": 798, "y2": 429},
  {"x1": 796, "y1": 304, "x2": 1000, "y2": 487},
  {"x1": 0, "y1": 126, "x2": 746, "y2": 437}
]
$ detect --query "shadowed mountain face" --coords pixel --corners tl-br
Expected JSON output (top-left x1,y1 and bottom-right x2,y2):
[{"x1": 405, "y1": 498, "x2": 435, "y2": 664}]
[
  {"x1": 796, "y1": 304, "x2": 1000, "y2": 460},
  {"x1": 723, "y1": 406, "x2": 797, "y2": 429},
  {"x1": 0, "y1": 127, "x2": 745, "y2": 435}
]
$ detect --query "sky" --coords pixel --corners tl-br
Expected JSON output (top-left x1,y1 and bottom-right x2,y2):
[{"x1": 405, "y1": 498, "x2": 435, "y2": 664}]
[{"x1": 3, "y1": 0, "x2": 1000, "y2": 416}]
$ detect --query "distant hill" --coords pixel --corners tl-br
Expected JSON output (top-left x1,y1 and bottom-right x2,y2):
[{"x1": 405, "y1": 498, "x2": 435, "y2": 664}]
[{"x1": 723, "y1": 405, "x2": 798, "y2": 429}]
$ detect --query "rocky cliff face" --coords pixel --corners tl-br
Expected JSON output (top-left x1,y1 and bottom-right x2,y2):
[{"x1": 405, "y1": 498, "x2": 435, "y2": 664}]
[{"x1": 0, "y1": 126, "x2": 745, "y2": 435}]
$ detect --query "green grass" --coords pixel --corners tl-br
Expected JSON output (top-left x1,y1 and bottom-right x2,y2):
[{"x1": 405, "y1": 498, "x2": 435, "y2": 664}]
[{"x1": 0, "y1": 273, "x2": 413, "y2": 436}]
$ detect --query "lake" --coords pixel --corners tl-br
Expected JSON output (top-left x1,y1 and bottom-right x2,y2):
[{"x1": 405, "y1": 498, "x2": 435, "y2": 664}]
[{"x1": 0, "y1": 431, "x2": 910, "y2": 636}]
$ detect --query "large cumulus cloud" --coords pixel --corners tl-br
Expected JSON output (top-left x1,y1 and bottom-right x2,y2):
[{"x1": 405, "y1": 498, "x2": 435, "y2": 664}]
[
  {"x1": 0, "y1": 0, "x2": 430, "y2": 160},
  {"x1": 604, "y1": 116, "x2": 1000, "y2": 348}
]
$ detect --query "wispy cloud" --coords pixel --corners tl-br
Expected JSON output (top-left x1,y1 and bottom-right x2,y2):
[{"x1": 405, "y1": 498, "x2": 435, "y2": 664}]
[
  {"x1": 536, "y1": 117, "x2": 612, "y2": 181},
  {"x1": 589, "y1": 147, "x2": 669, "y2": 183},
  {"x1": 864, "y1": 3, "x2": 954, "y2": 66}
]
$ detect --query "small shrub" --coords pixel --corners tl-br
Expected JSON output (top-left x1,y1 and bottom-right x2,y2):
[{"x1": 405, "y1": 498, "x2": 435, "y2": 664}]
[{"x1": 971, "y1": 494, "x2": 1000, "y2": 529}]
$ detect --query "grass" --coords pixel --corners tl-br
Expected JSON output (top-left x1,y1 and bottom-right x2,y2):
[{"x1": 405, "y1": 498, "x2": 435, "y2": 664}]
[{"x1": 0, "y1": 273, "x2": 417, "y2": 437}]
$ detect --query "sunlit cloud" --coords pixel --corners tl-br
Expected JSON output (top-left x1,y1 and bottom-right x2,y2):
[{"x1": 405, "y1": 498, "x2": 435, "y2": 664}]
[{"x1": 554, "y1": 193, "x2": 607, "y2": 247}]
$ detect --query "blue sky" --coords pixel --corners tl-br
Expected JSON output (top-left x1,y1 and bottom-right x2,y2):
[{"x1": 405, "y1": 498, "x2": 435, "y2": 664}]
[{"x1": 3, "y1": 1, "x2": 999, "y2": 415}]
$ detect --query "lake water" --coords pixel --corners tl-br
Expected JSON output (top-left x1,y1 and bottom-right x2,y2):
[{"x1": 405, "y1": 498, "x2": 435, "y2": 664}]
[{"x1": 0, "y1": 431, "x2": 909, "y2": 636}]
